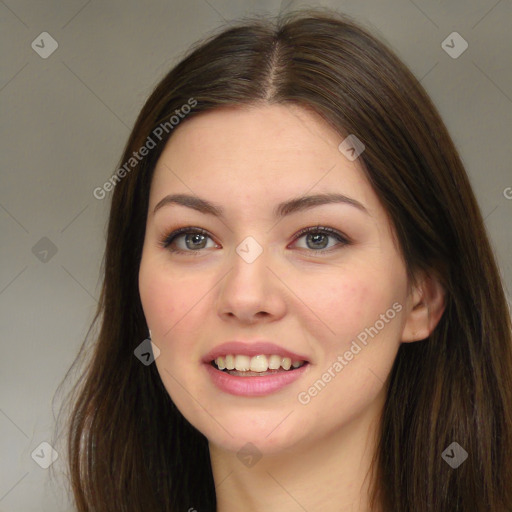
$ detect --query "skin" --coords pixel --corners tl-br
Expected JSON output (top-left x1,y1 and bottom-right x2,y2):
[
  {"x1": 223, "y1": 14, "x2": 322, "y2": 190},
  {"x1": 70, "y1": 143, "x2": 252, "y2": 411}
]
[{"x1": 138, "y1": 104, "x2": 445, "y2": 511}]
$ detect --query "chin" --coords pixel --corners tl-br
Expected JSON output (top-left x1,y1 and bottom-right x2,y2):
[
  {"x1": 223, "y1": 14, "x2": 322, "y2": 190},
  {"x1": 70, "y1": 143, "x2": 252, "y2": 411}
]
[{"x1": 193, "y1": 411, "x2": 310, "y2": 457}]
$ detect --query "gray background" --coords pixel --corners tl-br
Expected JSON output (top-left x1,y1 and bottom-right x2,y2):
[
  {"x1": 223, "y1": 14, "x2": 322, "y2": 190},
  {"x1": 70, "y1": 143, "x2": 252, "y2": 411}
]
[{"x1": 1, "y1": 0, "x2": 511, "y2": 510}]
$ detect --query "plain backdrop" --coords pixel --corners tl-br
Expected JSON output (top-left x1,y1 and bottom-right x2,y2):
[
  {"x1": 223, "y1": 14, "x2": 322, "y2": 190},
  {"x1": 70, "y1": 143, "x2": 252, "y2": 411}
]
[{"x1": 0, "y1": 0, "x2": 511, "y2": 510}]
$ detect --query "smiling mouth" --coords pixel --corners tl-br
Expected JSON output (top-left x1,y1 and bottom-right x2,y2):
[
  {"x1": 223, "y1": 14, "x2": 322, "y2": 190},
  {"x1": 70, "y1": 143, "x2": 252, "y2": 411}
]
[{"x1": 211, "y1": 354, "x2": 308, "y2": 377}]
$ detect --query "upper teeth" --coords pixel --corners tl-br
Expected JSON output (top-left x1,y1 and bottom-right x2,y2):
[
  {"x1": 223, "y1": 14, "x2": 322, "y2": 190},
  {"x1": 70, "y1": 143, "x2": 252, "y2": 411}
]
[{"x1": 214, "y1": 354, "x2": 304, "y2": 372}]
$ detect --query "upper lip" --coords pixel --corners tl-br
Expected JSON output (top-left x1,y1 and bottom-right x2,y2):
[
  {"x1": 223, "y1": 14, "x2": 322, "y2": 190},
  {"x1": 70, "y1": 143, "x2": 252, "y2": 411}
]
[{"x1": 202, "y1": 341, "x2": 310, "y2": 364}]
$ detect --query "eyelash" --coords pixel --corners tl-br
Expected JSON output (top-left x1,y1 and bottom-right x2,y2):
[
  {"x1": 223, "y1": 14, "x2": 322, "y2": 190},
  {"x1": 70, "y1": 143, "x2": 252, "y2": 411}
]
[{"x1": 159, "y1": 225, "x2": 351, "y2": 256}]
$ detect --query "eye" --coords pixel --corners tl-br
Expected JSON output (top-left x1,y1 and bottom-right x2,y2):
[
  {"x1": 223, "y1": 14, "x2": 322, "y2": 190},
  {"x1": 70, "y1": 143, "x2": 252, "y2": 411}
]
[
  {"x1": 159, "y1": 225, "x2": 351, "y2": 256},
  {"x1": 159, "y1": 227, "x2": 218, "y2": 255},
  {"x1": 290, "y1": 225, "x2": 350, "y2": 254}
]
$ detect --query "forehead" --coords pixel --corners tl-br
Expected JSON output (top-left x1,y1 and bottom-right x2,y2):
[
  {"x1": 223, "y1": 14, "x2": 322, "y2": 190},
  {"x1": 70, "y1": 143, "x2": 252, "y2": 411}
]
[{"x1": 151, "y1": 104, "x2": 372, "y2": 205}]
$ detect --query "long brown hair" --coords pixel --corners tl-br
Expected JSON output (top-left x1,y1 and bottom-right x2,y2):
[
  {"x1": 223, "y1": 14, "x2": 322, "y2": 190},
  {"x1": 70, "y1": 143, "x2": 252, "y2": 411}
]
[{"x1": 54, "y1": 7, "x2": 512, "y2": 511}]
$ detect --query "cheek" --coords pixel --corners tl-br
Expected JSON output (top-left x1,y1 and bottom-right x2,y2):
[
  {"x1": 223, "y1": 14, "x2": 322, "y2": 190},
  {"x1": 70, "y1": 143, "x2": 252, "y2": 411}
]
[
  {"x1": 138, "y1": 258, "x2": 189, "y2": 342},
  {"x1": 138, "y1": 257, "x2": 216, "y2": 362},
  {"x1": 139, "y1": 262, "x2": 170, "y2": 327},
  {"x1": 296, "y1": 272, "x2": 404, "y2": 423},
  {"x1": 306, "y1": 271, "x2": 390, "y2": 339}
]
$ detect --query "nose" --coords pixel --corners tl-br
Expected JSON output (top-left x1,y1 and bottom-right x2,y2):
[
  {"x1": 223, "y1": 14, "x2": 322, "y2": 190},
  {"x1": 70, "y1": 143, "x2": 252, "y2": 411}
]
[{"x1": 216, "y1": 242, "x2": 287, "y2": 325}]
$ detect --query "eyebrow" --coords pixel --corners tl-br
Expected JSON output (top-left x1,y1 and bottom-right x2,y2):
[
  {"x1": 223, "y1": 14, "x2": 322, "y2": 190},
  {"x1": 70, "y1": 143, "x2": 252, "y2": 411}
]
[{"x1": 152, "y1": 192, "x2": 369, "y2": 218}]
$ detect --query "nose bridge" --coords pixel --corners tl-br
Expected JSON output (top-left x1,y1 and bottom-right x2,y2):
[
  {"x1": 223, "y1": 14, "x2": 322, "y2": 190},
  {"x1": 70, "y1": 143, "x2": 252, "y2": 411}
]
[
  {"x1": 217, "y1": 233, "x2": 284, "y2": 321},
  {"x1": 235, "y1": 235, "x2": 265, "y2": 266},
  {"x1": 226, "y1": 234, "x2": 269, "y2": 294}
]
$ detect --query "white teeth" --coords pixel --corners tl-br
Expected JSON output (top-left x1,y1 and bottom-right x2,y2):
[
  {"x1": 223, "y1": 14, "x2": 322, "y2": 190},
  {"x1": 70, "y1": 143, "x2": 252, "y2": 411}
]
[
  {"x1": 214, "y1": 354, "x2": 305, "y2": 372},
  {"x1": 250, "y1": 355, "x2": 268, "y2": 372},
  {"x1": 225, "y1": 354, "x2": 235, "y2": 370},
  {"x1": 281, "y1": 357, "x2": 292, "y2": 370},
  {"x1": 234, "y1": 354, "x2": 251, "y2": 371},
  {"x1": 268, "y1": 354, "x2": 281, "y2": 370}
]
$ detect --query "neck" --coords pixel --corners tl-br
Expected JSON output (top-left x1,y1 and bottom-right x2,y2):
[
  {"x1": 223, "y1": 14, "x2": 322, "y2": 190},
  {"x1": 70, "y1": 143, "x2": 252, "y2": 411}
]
[{"x1": 209, "y1": 395, "x2": 385, "y2": 512}]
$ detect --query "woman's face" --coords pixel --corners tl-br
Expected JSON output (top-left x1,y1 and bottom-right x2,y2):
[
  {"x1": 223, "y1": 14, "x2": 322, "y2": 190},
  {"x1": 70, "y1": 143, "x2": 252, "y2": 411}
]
[{"x1": 139, "y1": 104, "x2": 413, "y2": 455}]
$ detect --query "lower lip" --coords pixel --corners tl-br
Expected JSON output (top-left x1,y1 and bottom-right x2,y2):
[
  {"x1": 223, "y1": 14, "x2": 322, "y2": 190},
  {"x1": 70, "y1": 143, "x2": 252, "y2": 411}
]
[{"x1": 204, "y1": 362, "x2": 310, "y2": 396}]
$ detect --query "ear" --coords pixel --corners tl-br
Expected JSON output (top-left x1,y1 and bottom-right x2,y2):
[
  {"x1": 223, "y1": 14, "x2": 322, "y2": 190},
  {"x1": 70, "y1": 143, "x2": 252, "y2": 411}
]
[{"x1": 401, "y1": 271, "x2": 446, "y2": 343}]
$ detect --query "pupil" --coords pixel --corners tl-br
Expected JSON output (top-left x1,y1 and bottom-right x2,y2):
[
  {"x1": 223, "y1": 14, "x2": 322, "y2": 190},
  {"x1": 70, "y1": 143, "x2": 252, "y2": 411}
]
[
  {"x1": 186, "y1": 233, "x2": 206, "y2": 249},
  {"x1": 308, "y1": 233, "x2": 327, "y2": 249}
]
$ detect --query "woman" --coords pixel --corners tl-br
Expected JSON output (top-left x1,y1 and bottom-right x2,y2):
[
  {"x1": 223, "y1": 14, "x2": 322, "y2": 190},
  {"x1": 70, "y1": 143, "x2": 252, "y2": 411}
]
[{"x1": 56, "y1": 7, "x2": 512, "y2": 511}]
